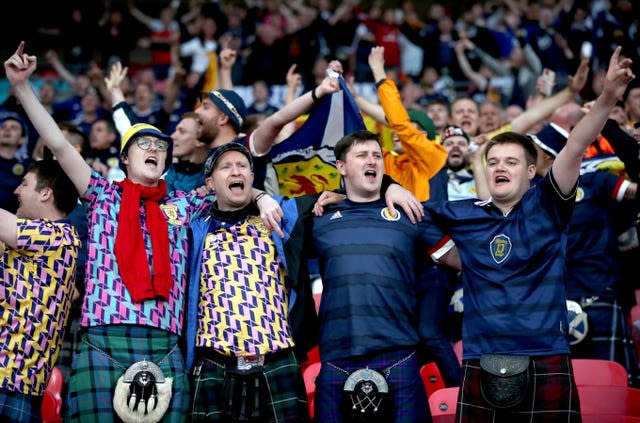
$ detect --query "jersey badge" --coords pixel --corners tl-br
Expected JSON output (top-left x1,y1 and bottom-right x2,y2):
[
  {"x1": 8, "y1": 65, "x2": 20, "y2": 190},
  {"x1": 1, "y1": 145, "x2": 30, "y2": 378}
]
[
  {"x1": 490, "y1": 234, "x2": 511, "y2": 264},
  {"x1": 380, "y1": 207, "x2": 400, "y2": 221}
]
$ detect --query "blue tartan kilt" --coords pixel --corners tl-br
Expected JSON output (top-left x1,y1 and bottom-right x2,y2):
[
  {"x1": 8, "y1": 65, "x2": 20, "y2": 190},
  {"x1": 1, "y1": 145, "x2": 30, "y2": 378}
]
[
  {"x1": 314, "y1": 348, "x2": 429, "y2": 423},
  {"x1": 0, "y1": 388, "x2": 42, "y2": 423}
]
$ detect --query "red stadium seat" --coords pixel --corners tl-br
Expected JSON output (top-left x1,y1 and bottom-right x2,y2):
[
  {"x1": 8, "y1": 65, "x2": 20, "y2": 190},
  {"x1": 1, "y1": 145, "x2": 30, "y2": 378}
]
[
  {"x1": 583, "y1": 415, "x2": 640, "y2": 423},
  {"x1": 428, "y1": 387, "x2": 458, "y2": 423},
  {"x1": 578, "y1": 385, "x2": 640, "y2": 416},
  {"x1": 303, "y1": 362, "x2": 321, "y2": 420},
  {"x1": 420, "y1": 362, "x2": 446, "y2": 397},
  {"x1": 572, "y1": 358, "x2": 628, "y2": 387},
  {"x1": 41, "y1": 366, "x2": 63, "y2": 423}
]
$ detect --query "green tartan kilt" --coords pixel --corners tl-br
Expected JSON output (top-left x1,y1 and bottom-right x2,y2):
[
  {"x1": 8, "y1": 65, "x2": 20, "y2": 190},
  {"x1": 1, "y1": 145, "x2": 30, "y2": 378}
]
[
  {"x1": 65, "y1": 325, "x2": 190, "y2": 423},
  {"x1": 190, "y1": 349, "x2": 310, "y2": 423}
]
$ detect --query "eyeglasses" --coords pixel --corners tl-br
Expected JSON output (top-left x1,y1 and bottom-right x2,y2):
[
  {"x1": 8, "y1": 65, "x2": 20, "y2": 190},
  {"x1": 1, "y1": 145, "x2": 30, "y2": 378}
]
[{"x1": 135, "y1": 137, "x2": 169, "y2": 151}]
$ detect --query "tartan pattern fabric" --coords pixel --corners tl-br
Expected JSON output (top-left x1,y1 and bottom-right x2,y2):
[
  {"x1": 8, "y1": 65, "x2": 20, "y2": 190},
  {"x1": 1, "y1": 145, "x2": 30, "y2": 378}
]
[
  {"x1": 457, "y1": 355, "x2": 582, "y2": 422},
  {"x1": 0, "y1": 219, "x2": 79, "y2": 395},
  {"x1": 569, "y1": 295, "x2": 640, "y2": 386},
  {"x1": 0, "y1": 388, "x2": 42, "y2": 423},
  {"x1": 314, "y1": 349, "x2": 429, "y2": 423},
  {"x1": 196, "y1": 217, "x2": 294, "y2": 356},
  {"x1": 80, "y1": 171, "x2": 212, "y2": 334},
  {"x1": 190, "y1": 349, "x2": 309, "y2": 422},
  {"x1": 65, "y1": 325, "x2": 190, "y2": 423}
]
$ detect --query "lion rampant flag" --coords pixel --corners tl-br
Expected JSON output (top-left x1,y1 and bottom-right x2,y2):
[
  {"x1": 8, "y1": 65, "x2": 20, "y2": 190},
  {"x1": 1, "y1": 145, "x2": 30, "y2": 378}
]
[{"x1": 268, "y1": 74, "x2": 366, "y2": 197}]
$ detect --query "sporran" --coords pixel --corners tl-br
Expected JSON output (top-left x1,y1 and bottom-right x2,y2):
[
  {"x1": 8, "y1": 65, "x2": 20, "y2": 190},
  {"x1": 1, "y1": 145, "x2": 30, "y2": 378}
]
[
  {"x1": 479, "y1": 354, "x2": 530, "y2": 409},
  {"x1": 113, "y1": 359, "x2": 173, "y2": 423},
  {"x1": 221, "y1": 365, "x2": 270, "y2": 423}
]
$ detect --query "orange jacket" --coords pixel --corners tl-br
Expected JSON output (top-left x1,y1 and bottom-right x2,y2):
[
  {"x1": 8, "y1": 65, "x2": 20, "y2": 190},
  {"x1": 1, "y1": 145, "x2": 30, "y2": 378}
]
[{"x1": 378, "y1": 79, "x2": 447, "y2": 201}]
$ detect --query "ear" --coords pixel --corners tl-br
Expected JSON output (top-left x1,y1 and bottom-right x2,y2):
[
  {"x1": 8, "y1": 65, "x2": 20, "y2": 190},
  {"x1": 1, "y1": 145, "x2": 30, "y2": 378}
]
[
  {"x1": 527, "y1": 163, "x2": 536, "y2": 180},
  {"x1": 205, "y1": 175, "x2": 215, "y2": 190},
  {"x1": 336, "y1": 159, "x2": 347, "y2": 177},
  {"x1": 40, "y1": 186, "x2": 53, "y2": 203}
]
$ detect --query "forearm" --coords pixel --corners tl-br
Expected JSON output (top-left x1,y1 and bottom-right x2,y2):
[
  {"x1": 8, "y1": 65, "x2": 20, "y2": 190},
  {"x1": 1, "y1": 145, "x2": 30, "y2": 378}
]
[
  {"x1": 219, "y1": 65, "x2": 233, "y2": 90},
  {"x1": 356, "y1": 94, "x2": 386, "y2": 124},
  {"x1": 14, "y1": 82, "x2": 69, "y2": 152},
  {"x1": 511, "y1": 87, "x2": 574, "y2": 133}
]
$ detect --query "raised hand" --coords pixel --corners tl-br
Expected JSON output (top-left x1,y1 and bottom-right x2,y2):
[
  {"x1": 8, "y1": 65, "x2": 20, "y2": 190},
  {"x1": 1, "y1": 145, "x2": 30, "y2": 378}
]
[
  {"x1": 568, "y1": 58, "x2": 590, "y2": 94},
  {"x1": 602, "y1": 46, "x2": 635, "y2": 101},
  {"x1": 4, "y1": 42, "x2": 37, "y2": 86},
  {"x1": 219, "y1": 39, "x2": 237, "y2": 70}
]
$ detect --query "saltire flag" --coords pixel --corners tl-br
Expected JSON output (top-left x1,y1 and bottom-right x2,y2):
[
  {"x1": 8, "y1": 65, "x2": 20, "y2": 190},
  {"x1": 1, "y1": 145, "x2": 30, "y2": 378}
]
[{"x1": 268, "y1": 74, "x2": 366, "y2": 197}]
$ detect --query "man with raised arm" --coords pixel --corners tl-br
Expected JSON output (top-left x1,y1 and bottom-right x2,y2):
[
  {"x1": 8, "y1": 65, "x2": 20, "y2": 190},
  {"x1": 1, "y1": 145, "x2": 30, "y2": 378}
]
[
  {"x1": 421, "y1": 47, "x2": 635, "y2": 422},
  {"x1": 4, "y1": 41, "x2": 281, "y2": 423}
]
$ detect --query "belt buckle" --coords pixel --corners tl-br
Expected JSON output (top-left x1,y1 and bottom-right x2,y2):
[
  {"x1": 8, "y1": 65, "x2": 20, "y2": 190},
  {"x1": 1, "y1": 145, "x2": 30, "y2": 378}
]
[{"x1": 237, "y1": 354, "x2": 265, "y2": 370}]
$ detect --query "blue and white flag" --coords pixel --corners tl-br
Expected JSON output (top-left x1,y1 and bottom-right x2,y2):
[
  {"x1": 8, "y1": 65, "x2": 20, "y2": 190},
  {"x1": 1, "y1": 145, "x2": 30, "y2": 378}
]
[{"x1": 268, "y1": 74, "x2": 365, "y2": 196}]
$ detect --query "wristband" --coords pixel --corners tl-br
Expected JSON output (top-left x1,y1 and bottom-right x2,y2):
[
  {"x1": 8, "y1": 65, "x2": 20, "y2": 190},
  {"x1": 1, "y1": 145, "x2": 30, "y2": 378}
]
[
  {"x1": 311, "y1": 87, "x2": 319, "y2": 103},
  {"x1": 254, "y1": 192, "x2": 267, "y2": 203}
]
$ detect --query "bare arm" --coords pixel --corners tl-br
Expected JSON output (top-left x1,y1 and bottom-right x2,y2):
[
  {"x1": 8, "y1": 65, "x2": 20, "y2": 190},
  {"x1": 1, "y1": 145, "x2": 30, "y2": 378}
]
[
  {"x1": 0, "y1": 209, "x2": 18, "y2": 249},
  {"x1": 275, "y1": 64, "x2": 303, "y2": 142},
  {"x1": 218, "y1": 40, "x2": 236, "y2": 90},
  {"x1": 438, "y1": 246, "x2": 462, "y2": 272},
  {"x1": 624, "y1": 182, "x2": 637, "y2": 200},
  {"x1": 510, "y1": 59, "x2": 589, "y2": 134},
  {"x1": 45, "y1": 50, "x2": 76, "y2": 87},
  {"x1": 454, "y1": 40, "x2": 488, "y2": 92},
  {"x1": 128, "y1": 3, "x2": 154, "y2": 27},
  {"x1": 5, "y1": 42, "x2": 90, "y2": 195},
  {"x1": 553, "y1": 47, "x2": 635, "y2": 194},
  {"x1": 251, "y1": 74, "x2": 340, "y2": 155}
]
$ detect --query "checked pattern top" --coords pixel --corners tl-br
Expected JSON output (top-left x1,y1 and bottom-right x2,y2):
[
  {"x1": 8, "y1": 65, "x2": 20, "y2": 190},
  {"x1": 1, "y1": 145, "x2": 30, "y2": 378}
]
[
  {"x1": 80, "y1": 172, "x2": 212, "y2": 334},
  {"x1": 196, "y1": 217, "x2": 295, "y2": 355},
  {"x1": 0, "y1": 219, "x2": 79, "y2": 395}
]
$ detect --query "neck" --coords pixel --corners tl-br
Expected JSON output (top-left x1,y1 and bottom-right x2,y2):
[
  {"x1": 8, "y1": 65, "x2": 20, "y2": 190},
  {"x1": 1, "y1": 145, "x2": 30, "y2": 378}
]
[
  {"x1": 212, "y1": 130, "x2": 240, "y2": 148},
  {"x1": 179, "y1": 149, "x2": 208, "y2": 164},
  {"x1": 0, "y1": 145, "x2": 18, "y2": 160}
]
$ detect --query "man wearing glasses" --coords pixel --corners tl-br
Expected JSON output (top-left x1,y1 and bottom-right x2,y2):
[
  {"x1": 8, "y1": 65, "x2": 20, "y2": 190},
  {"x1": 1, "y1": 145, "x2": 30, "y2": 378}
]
[{"x1": 4, "y1": 42, "x2": 281, "y2": 423}]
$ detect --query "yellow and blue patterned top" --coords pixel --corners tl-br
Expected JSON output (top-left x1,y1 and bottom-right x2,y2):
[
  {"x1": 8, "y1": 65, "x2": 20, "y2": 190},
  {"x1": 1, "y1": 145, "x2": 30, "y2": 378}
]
[
  {"x1": 196, "y1": 216, "x2": 295, "y2": 356},
  {"x1": 0, "y1": 219, "x2": 79, "y2": 395}
]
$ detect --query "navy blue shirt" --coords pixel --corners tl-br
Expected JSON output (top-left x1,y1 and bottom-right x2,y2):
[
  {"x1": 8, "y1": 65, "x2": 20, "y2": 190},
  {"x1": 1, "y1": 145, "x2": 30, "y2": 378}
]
[
  {"x1": 565, "y1": 171, "x2": 628, "y2": 298},
  {"x1": 0, "y1": 155, "x2": 30, "y2": 213},
  {"x1": 312, "y1": 198, "x2": 441, "y2": 361},
  {"x1": 425, "y1": 171, "x2": 575, "y2": 359}
]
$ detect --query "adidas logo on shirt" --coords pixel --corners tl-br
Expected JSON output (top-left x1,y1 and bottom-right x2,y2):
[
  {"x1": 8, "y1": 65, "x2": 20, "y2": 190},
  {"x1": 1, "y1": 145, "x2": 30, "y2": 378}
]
[{"x1": 330, "y1": 211, "x2": 343, "y2": 220}]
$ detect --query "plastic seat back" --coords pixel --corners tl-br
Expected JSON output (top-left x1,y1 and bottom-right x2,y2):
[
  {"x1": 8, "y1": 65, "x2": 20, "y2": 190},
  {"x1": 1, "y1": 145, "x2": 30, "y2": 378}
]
[
  {"x1": 303, "y1": 362, "x2": 321, "y2": 419},
  {"x1": 420, "y1": 362, "x2": 446, "y2": 397},
  {"x1": 572, "y1": 358, "x2": 628, "y2": 387},
  {"x1": 578, "y1": 385, "x2": 640, "y2": 416},
  {"x1": 428, "y1": 386, "x2": 458, "y2": 423},
  {"x1": 41, "y1": 366, "x2": 64, "y2": 423}
]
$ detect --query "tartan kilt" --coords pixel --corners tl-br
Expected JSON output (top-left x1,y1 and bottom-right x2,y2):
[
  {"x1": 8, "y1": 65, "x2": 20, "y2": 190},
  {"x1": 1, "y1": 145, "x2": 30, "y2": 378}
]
[
  {"x1": 65, "y1": 325, "x2": 190, "y2": 423},
  {"x1": 0, "y1": 388, "x2": 42, "y2": 423},
  {"x1": 569, "y1": 295, "x2": 640, "y2": 386},
  {"x1": 458, "y1": 354, "x2": 581, "y2": 423},
  {"x1": 190, "y1": 349, "x2": 309, "y2": 423},
  {"x1": 314, "y1": 349, "x2": 429, "y2": 423}
]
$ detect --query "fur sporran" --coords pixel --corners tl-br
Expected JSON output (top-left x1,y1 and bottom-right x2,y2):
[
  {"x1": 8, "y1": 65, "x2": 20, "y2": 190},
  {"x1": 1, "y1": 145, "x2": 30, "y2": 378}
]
[
  {"x1": 341, "y1": 368, "x2": 392, "y2": 423},
  {"x1": 479, "y1": 354, "x2": 530, "y2": 409},
  {"x1": 221, "y1": 367, "x2": 270, "y2": 423},
  {"x1": 113, "y1": 360, "x2": 173, "y2": 423}
]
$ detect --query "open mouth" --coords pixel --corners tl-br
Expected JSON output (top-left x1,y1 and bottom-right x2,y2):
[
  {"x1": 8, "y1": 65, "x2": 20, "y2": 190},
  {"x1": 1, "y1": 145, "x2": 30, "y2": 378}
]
[
  {"x1": 145, "y1": 157, "x2": 158, "y2": 167},
  {"x1": 229, "y1": 180, "x2": 245, "y2": 193},
  {"x1": 495, "y1": 175, "x2": 509, "y2": 185},
  {"x1": 364, "y1": 169, "x2": 377, "y2": 180}
]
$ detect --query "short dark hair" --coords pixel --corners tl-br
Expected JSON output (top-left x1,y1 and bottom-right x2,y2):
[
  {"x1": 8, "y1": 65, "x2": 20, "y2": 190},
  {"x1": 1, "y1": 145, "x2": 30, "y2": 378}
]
[
  {"x1": 28, "y1": 160, "x2": 79, "y2": 215},
  {"x1": 485, "y1": 131, "x2": 538, "y2": 166},
  {"x1": 334, "y1": 130, "x2": 381, "y2": 162}
]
